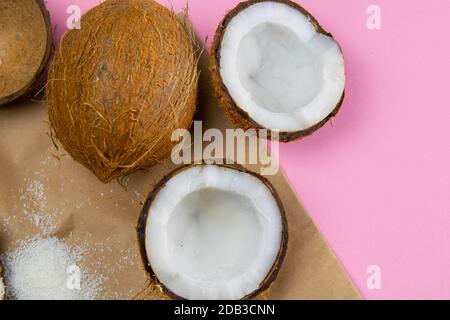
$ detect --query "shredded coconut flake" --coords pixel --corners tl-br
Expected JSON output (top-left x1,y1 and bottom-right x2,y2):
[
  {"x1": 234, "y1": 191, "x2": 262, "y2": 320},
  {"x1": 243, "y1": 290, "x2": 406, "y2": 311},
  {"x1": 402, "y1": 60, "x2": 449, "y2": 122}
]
[
  {"x1": 20, "y1": 180, "x2": 60, "y2": 235},
  {"x1": 0, "y1": 236, "x2": 103, "y2": 300}
]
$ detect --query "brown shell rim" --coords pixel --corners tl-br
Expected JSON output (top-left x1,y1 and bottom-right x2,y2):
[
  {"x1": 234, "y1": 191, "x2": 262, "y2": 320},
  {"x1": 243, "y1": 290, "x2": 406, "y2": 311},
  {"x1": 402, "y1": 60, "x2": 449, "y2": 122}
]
[
  {"x1": 210, "y1": 0, "x2": 345, "y2": 142},
  {"x1": 137, "y1": 163, "x2": 288, "y2": 300},
  {"x1": 0, "y1": 0, "x2": 53, "y2": 106}
]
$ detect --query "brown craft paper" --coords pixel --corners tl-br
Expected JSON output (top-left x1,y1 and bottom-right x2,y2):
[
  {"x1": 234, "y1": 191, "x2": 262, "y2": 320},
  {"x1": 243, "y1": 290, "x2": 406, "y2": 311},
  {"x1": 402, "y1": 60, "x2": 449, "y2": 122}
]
[{"x1": 0, "y1": 16, "x2": 360, "y2": 300}]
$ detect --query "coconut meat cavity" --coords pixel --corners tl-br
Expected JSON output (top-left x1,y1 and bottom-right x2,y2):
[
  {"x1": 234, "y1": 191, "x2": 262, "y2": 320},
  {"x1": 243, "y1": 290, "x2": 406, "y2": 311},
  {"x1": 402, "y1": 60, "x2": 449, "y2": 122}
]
[
  {"x1": 219, "y1": 1, "x2": 345, "y2": 132},
  {"x1": 144, "y1": 165, "x2": 283, "y2": 300}
]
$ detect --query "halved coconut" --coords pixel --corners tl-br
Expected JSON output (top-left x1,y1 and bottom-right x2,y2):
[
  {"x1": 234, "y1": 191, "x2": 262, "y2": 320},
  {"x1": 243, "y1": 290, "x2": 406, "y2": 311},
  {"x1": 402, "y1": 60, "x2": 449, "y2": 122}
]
[
  {"x1": 210, "y1": 0, "x2": 345, "y2": 141},
  {"x1": 0, "y1": 262, "x2": 5, "y2": 300},
  {"x1": 0, "y1": 0, "x2": 52, "y2": 106},
  {"x1": 138, "y1": 164, "x2": 288, "y2": 300}
]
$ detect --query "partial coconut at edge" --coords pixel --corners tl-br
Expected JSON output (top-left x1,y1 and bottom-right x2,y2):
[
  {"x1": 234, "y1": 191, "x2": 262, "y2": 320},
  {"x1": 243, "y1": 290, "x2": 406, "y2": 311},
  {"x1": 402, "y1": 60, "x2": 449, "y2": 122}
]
[
  {"x1": 0, "y1": 262, "x2": 5, "y2": 300},
  {"x1": 0, "y1": 0, "x2": 52, "y2": 106},
  {"x1": 210, "y1": 0, "x2": 346, "y2": 142},
  {"x1": 137, "y1": 164, "x2": 288, "y2": 300},
  {"x1": 47, "y1": 0, "x2": 199, "y2": 183}
]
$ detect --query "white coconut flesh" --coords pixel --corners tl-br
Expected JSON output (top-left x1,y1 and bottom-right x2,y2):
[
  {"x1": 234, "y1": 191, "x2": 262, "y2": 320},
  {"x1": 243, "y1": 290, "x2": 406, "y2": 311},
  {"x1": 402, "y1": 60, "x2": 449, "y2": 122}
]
[
  {"x1": 144, "y1": 165, "x2": 283, "y2": 300},
  {"x1": 220, "y1": 1, "x2": 345, "y2": 132},
  {"x1": 0, "y1": 274, "x2": 5, "y2": 300}
]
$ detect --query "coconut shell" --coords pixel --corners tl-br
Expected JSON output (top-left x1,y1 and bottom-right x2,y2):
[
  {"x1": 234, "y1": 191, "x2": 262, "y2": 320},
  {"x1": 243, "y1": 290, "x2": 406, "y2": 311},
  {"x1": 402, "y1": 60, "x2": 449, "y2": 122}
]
[
  {"x1": 0, "y1": 261, "x2": 5, "y2": 300},
  {"x1": 0, "y1": 0, "x2": 52, "y2": 106},
  {"x1": 47, "y1": 0, "x2": 199, "y2": 183},
  {"x1": 137, "y1": 163, "x2": 288, "y2": 300},
  {"x1": 210, "y1": 0, "x2": 345, "y2": 142}
]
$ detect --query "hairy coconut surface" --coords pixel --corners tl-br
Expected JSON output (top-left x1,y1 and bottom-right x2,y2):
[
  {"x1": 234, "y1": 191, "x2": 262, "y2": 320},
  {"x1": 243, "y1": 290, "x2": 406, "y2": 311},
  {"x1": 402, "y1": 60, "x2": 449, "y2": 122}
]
[
  {"x1": 210, "y1": 0, "x2": 345, "y2": 142},
  {"x1": 47, "y1": 0, "x2": 199, "y2": 183},
  {"x1": 0, "y1": 0, "x2": 52, "y2": 106},
  {"x1": 137, "y1": 163, "x2": 288, "y2": 300}
]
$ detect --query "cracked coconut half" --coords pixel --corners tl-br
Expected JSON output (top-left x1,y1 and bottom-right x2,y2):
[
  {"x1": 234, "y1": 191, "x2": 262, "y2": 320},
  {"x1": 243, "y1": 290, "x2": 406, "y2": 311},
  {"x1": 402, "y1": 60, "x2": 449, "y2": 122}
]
[
  {"x1": 210, "y1": 0, "x2": 345, "y2": 141},
  {"x1": 0, "y1": 0, "x2": 52, "y2": 106},
  {"x1": 0, "y1": 262, "x2": 5, "y2": 300},
  {"x1": 138, "y1": 164, "x2": 288, "y2": 300}
]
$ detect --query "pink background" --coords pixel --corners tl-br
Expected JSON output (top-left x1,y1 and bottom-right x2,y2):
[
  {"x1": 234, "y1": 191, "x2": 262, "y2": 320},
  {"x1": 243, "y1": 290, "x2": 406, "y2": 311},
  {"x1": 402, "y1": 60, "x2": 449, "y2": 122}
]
[{"x1": 44, "y1": 0, "x2": 450, "y2": 299}]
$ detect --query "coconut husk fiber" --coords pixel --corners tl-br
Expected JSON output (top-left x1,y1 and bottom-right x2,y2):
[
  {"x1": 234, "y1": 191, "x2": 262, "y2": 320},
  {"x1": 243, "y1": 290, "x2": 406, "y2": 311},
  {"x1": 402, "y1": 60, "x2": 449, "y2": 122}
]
[
  {"x1": 47, "y1": 0, "x2": 199, "y2": 183},
  {"x1": 0, "y1": 0, "x2": 52, "y2": 106},
  {"x1": 0, "y1": 13, "x2": 360, "y2": 300}
]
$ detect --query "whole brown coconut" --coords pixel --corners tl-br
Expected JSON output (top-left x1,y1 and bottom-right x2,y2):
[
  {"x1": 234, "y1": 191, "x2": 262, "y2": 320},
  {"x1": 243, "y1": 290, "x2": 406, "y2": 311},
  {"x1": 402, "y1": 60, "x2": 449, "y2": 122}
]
[
  {"x1": 47, "y1": 0, "x2": 199, "y2": 183},
  {"x1": 210, "y1": 0, "x2": 345, "y2": 142},
  {"x1": 0, "y1": 0, "x2": 52, "y2": 106}
]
